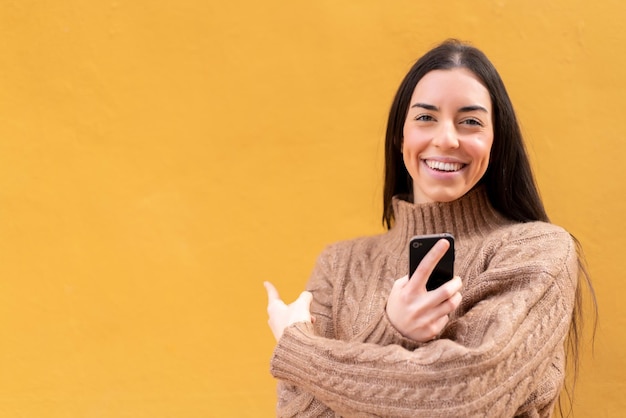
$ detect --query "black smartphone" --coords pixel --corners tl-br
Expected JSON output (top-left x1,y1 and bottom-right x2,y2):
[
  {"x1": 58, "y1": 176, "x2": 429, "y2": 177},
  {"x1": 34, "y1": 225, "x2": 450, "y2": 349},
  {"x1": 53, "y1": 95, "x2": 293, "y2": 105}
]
[{"x1": 409, "y1": 233, "x2": 455, "y2": 291}]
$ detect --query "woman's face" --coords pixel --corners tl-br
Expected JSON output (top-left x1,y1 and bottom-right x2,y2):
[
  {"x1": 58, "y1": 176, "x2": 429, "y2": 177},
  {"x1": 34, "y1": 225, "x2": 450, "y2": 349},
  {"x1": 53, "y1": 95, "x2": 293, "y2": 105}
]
[{"x1": 402, "y1": 68, "x2": 494, "y2": 204}]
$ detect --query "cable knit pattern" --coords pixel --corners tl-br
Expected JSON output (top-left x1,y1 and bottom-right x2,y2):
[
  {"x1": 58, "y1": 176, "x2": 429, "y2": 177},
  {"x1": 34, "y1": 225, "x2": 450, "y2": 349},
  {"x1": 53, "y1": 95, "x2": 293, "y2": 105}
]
[{"x1": 270, "y1": 187, "x2": 578, "y2": 417}]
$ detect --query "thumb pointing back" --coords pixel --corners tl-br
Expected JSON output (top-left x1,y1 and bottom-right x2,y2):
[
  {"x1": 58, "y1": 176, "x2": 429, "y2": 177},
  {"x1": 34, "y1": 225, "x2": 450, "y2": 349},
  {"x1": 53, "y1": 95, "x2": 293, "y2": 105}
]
[
  {"x1": 297, "y1": 291, "x2": 313, "y2": 306},
  {"x1": 293, "y1": 291, "x2": 313, "y2": 323}
]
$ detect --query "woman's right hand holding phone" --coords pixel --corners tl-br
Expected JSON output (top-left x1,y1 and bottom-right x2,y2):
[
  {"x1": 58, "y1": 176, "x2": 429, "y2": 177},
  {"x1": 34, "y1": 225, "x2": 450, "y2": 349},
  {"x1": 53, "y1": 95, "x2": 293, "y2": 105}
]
[{"x1": 386, "y1": 239, "x2": 463, "y2": 342}]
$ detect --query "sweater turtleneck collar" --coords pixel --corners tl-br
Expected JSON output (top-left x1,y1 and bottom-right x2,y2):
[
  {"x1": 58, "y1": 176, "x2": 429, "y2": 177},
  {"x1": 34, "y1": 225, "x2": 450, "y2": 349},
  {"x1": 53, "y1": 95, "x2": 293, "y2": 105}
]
[{"x1": 383, "y1": 186, "x2": 513, "y2": 254}]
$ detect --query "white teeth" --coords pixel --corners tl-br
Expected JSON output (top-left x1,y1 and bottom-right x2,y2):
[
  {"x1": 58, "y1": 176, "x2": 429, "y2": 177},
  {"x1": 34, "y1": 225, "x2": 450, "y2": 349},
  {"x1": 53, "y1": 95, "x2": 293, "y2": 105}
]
[{"x1": 425, "y1": 160, "x2": 463, "y2": 172}]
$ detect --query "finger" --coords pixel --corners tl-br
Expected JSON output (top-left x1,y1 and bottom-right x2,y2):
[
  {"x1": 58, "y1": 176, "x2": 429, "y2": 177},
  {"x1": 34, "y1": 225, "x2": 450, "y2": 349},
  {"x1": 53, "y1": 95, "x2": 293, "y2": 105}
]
[
  {"x1": 393, "y1": 275, "x2": 409, "y2": 290},
  {"x1": 419, "y1": 314, "x2": 451, "y2": 342},
  {"x1": 298, "y1": 291, "x2": 313, "y2": 305},
  {"x1": 418, "y1": 280, "x2": 463, "y2": 325},
  {"x1": 408, "y1": 239, "x2": 450, "y2": 290},
  {"x1": 429, "y1": 276, "x2": 463, "y2": 305},
  {"x1": 432, "y1": 314, "x2": 450, "y2": 338},
  {"x1": 426, "y1": 291, "x2": 462, "y2": 322},
  {"x1": 264, "y1": 281, "x2": 281, "y2": 303},
  {"x1": 294, "y1": 291, "x2": 313, "y2": 313}
]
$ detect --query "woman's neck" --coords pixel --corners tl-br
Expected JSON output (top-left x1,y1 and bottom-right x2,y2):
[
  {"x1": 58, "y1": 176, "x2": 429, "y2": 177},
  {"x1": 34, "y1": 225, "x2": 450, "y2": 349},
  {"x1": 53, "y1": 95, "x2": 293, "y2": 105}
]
[{"x1": 383, "y1": 187, "x2": 513, "y2": 254}]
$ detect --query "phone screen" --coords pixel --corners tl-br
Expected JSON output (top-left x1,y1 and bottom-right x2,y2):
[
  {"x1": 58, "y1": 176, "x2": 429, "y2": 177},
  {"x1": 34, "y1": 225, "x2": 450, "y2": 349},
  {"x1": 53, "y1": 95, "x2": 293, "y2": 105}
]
[{"x1": 409, "y1": 233, "x2": 455, "y2": 291}]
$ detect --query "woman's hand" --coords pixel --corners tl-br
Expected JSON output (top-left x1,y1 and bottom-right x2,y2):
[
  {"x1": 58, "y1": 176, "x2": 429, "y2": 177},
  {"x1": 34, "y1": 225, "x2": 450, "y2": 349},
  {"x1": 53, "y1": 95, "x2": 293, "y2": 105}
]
[
  {"x1": 386, "y1": 239, "x2": 463, "y2": 342},
  {"x1": 264, "y1": 281, "x2": 314, "y2": 341}
]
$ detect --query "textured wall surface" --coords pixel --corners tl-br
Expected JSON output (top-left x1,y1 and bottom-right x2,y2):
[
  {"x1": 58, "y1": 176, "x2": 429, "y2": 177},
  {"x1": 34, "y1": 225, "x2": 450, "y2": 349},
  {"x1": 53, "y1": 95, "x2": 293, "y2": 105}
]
[{"x1": 0, "y1": 1, "x2": 623, "y2": 417}]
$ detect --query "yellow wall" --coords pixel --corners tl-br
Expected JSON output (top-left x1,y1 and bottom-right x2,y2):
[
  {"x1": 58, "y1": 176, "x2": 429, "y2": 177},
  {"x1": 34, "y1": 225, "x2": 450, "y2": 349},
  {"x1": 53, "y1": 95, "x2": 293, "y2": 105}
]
[{"x1": 0, "y1": 1, "x2": 623, "y2": 416}]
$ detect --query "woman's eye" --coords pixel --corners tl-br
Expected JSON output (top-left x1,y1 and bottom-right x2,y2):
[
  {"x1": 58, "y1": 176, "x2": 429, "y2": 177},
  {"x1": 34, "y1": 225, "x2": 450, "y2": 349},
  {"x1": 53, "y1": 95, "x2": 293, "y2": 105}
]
[
  {"x1": 462, "y1": 118, "x2": 483, "y2": 126},
  {"x1": 415, "y1": 114, "x2": 434, "y2": 122}
]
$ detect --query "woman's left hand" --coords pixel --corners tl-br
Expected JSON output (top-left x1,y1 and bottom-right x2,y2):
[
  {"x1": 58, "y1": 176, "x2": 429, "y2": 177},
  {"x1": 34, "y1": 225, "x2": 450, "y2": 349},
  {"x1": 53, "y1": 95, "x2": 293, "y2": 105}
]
[
  {"x1": 386, "y1": 239, "x2": 463, "y2": 342},
  {"x1": 264, "y1": 281, "x2": 314, "y2": 341}
]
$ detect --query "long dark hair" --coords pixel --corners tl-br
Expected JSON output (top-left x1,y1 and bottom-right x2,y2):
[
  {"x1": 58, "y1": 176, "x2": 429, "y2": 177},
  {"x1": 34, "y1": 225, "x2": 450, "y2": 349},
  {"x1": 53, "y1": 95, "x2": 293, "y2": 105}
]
[{"x1": 382, "y1": 39, "x2": 596, "y2": 416}]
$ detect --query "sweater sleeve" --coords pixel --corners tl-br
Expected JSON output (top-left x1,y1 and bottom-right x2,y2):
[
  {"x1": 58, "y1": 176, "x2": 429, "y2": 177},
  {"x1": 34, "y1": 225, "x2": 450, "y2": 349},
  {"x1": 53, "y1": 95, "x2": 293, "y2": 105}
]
[
  {"x1": 274, "y1": 246, "x2": 337, "y2": 416},
  {"x1": 270, "y1": 225, "x2": 579, "y2": 417},
  {"x1": 274, "y1": 241, "x2": 416, "y2": 416}
]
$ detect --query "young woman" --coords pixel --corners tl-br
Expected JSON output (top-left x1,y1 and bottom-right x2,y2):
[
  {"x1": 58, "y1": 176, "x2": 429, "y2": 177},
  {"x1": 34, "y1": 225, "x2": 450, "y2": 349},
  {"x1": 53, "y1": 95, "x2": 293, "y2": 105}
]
[{"x1": 264, "y1": 39, "x2": 592, "y2": 417}]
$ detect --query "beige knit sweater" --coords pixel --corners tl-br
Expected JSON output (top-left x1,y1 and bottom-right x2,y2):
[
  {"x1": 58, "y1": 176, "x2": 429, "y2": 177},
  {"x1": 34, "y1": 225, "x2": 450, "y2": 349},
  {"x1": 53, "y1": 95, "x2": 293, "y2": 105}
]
[{"x1": 270, "y1": 187, "x2": 578, "y2": 417}]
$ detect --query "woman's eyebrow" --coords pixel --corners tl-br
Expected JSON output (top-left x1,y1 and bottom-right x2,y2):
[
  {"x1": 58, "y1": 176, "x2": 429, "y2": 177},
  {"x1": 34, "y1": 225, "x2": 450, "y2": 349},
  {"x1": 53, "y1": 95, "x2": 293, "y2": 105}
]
[
  {"x1": 410, "y1": 103, "x2": 489, "y2": 113},
  {"x1": 459, "y1": 105, "x2": 489, "y2": 113},
  {"x1": 410, "y1": 102, "x2": 438, "y2": 111}
]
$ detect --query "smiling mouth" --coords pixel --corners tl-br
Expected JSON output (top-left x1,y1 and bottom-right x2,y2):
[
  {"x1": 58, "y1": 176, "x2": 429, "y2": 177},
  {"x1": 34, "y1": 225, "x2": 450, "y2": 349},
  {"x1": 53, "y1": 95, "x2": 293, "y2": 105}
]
[{"x1": 424, "y1": 160, "x2": 465, "y2": 172}]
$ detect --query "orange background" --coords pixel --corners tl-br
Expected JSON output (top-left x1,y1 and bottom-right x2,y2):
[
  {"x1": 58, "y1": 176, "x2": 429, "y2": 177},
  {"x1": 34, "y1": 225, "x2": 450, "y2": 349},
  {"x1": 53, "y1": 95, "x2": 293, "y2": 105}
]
[{"x1": 0, "y1": 1, "x2": 623, "y2": 416}]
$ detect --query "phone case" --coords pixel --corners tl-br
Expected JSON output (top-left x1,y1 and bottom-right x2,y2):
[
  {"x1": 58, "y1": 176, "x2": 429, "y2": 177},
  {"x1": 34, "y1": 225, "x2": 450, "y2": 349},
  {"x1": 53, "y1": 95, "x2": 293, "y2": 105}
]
[{"x1": 409, "y1": 233, "x2": 455, "y2": 291}]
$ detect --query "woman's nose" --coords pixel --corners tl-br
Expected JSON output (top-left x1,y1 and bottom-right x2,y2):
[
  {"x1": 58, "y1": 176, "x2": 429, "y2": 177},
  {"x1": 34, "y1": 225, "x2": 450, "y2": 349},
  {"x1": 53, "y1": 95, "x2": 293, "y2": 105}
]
[{"x1": 432, "y1": 121, "x2": 460, "y2": 149}]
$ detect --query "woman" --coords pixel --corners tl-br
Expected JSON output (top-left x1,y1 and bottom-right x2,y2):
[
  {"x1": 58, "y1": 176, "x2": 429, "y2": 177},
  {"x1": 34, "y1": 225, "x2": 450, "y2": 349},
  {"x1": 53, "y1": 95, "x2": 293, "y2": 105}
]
[{"x1": 264, "y1": 39, "x2": 592, "y2": 417}]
